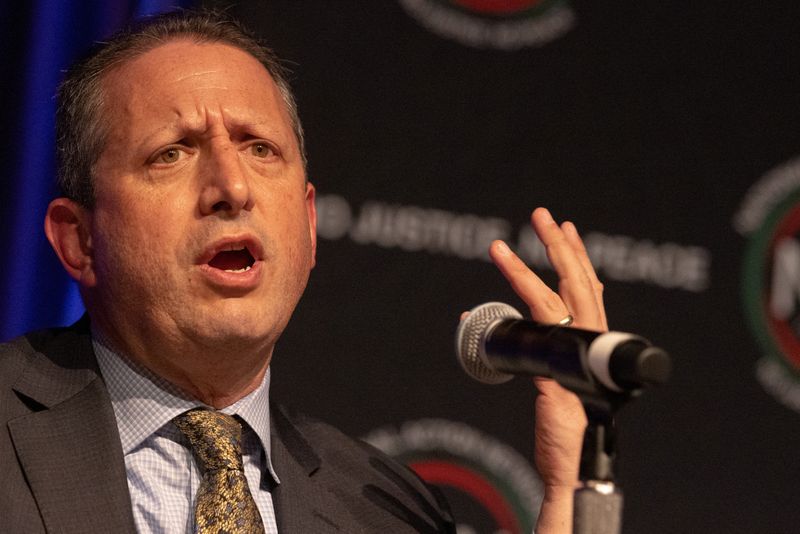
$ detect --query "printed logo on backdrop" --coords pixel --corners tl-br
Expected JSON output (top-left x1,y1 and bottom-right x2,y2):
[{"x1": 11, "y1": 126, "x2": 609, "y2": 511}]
[
  {"x1": 398, "y1": 0, "x2": 575, "y2": 50},
  {"x1": 316, "y1": 194, "x2": 712, "y2": 293},
  {"x1": 364, "y1": 419, "x2": 542, "y2": 534},
  {"x1": 734, "y1": 155, "x2": 800, "y2": 412}
]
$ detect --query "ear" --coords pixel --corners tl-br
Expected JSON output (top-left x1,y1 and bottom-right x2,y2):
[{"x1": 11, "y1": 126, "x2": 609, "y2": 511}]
[
  {"x1": 304, "y1": 182, "x2": 318, "y2": 268},
  {"x1": 44, "y1": 198, "x2": 97, "y2": 286}
]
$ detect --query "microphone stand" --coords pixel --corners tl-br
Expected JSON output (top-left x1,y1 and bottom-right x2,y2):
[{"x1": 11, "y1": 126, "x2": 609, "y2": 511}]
[
  {"x1": 573, "y1": 404, "x2": 623, "y2": 534},
  {"x1": 454, "y1": 301, "x2": 670, "y2": 533},
  {"x1": 552, "y1": 340, "x2": 664, "y2": 534}
]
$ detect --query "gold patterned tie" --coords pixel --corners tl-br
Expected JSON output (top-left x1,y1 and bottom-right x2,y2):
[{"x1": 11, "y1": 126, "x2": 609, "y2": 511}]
[{"x1": 173, "y1": 409, "x2": 265, "y2": 534}]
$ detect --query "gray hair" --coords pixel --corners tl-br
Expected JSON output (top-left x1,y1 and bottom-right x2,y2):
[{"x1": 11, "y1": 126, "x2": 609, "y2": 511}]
[{"x1": 56, "y1": 8, "x2": 306, "y2": 207}]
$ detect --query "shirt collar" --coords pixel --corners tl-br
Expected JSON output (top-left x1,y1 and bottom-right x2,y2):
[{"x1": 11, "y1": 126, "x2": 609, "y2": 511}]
[{"x1": 92, "y1": 330, "x2": 279, "y2": 483}]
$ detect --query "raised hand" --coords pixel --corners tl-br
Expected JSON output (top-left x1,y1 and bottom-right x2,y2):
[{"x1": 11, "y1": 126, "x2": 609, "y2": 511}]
[{"x1": 489, "y1": 208, "x2": 607, "y2": 534}]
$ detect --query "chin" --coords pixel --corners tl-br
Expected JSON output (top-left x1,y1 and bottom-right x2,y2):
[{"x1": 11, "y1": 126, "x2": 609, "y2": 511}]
[{"x1": 191, "y1": 307, "x2": 285, "y2": 349}]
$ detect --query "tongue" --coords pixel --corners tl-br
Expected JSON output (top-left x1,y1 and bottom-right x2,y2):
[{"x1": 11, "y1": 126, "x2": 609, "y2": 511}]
[{"x1": 208, "y1": 250, "x2": 253, "y2": 271}]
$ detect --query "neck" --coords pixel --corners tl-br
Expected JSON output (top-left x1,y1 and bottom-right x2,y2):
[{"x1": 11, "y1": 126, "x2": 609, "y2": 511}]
[{"x1": 94, "y1": 319, "x2": 274, "y2": 409}]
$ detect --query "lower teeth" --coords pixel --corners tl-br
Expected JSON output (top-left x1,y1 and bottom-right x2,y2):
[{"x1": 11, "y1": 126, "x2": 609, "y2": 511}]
[{"x1": 224, "y1": 265, "x2": 252, "y2": 273}]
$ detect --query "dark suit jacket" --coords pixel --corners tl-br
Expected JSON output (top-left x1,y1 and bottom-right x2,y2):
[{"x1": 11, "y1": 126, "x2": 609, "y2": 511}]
[{"x1": 0, "y1": 321, "x2": 454, "y2": 533}]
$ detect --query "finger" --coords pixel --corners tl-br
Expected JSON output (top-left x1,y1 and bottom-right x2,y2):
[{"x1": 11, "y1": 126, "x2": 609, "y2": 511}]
[
  {"x1": 562, "y1": 221, "x2": 607, "y2": 330},
  {"x1": 489, "y1": 240, "x2": 569, "y2": 323},
  {"x1": 531, "y1": 208, "x2": 601, "y2": 329}
]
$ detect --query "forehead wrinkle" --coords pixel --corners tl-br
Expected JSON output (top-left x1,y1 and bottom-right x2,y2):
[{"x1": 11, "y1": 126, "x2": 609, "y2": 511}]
[
  {"x1": 170, "y1": 100, "x2": 231, "y2": 140},
  {"x1": 137, "y1": 104, "x2": 272, "y2": 145},
  {"x1": 133, "y1": 105, "x2": 207, "y2": 147},
  {"x1": 104, "y1": 41, "x2": 289, "y2": 146},
  {"x1": 217, "y1": 105, "x2": 284, "y2": 140},
  {"x1": 173, "y1": 69, "x2": 223, "y2": 83}
]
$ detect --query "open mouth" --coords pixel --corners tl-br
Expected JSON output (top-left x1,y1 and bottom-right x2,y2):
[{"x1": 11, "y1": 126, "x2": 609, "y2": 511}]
[{"x1": 207, "y1": 246, "x2": 256, "y2": 273}]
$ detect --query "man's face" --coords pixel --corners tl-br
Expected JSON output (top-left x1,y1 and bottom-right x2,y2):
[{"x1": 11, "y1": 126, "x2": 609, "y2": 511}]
[{"x1": 85, "y1": 40, "x2": 316, "y2": 351}]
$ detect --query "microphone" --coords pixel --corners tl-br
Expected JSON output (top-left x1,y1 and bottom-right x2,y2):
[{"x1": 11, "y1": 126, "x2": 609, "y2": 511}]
[{"x1": 455, "y1": 302, "x2": 671, "y2": 395}]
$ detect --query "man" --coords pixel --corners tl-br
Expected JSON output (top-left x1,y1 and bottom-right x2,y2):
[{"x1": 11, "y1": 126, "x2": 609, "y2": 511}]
[{"x1": 0, "y1": 9, "x2": 604, "y2": 534}]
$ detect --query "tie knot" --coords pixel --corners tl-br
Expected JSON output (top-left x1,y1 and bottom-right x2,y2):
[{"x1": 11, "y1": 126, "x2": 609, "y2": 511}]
[{"x1": 173, "y1": 409, "x2": 244, "y2": 472}]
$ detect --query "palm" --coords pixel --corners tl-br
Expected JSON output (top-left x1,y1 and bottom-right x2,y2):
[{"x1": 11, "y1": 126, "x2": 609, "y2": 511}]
[{"x1": 533, "y1": 378, "x2": 586, "y2": 488}]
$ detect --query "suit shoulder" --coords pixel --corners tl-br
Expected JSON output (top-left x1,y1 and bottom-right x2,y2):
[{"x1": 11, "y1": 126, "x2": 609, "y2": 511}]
[
  {"x1": 0, "y1": 333, "x2": 39, "y2": 386},
  {"x1": 0, "y1": 329, "x2": 58, "y2": 421},
  {"x1": 273, "y1": 404, "x2": 455, "y2": 532},
  {"x1": 0, "y1": 322, "x2": 91, "y2": 376}
]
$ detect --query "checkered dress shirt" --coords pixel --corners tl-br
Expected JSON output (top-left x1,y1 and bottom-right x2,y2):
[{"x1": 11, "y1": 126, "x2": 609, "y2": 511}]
[{"x1": 93, "y1": 333, "x2": 280, "y2": 534}]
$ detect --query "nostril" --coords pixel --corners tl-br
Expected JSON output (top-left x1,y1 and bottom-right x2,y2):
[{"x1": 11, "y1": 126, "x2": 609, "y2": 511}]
[{"x1": 211, "y1": 201, "x2": 232, "y2": 212}]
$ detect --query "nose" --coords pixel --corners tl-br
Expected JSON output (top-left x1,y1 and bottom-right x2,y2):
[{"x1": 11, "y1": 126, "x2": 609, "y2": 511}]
[{"x1": 198, "y1": 141, "x2": 253, "y2": 217}]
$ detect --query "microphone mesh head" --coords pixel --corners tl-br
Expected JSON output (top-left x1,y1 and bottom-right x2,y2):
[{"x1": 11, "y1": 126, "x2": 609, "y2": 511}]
[{"x1": 455, "y1": 302, "x2": 522, "y2": 384}]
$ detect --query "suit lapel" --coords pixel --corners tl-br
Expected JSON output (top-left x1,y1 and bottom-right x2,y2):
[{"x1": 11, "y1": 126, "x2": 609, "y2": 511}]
[
  {"x1": 8, "y1": 323, "x2": 136, "y2": 534},
  {"x1": 270, "y1": 404, "x2": 363, "y2": 533}
]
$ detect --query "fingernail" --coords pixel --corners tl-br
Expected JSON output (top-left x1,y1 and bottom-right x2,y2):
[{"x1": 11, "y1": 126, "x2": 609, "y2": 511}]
[
  {"x1": 495, "y1": 241, "x2": 511, "y2": 255},
  {"x1": 541, "y1": 208, "x2": 555, "y2": 224}
]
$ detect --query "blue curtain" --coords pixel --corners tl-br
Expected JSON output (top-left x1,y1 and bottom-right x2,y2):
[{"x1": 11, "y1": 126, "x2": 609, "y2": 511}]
[{"x1": 0, "y1": 0, "x2": 195, "y2": 342}]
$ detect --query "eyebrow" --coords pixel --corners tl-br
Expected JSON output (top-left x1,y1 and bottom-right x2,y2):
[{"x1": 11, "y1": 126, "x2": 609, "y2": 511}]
[{"x1": 136, "y1": 118, "x2": 288, "y2": 149}]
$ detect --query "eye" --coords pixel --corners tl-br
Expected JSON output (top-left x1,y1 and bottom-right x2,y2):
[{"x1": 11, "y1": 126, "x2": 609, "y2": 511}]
[
  {"x1": 154, "y1": 147, "x2": 184, "y2": 164},
  {"x1": 250, "y1": 143, "x2": 275, "y2": 159}
]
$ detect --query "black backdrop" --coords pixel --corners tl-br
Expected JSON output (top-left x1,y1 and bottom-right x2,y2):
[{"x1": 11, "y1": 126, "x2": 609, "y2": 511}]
[{"x1": 198, "y1": 2, "x2": 800, "y2": 532}]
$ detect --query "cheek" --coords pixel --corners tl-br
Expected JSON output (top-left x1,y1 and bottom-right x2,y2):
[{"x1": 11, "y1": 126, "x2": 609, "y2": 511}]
[
  {"x1": 95, "y1": 186, "x2": 190, "y2": 250},
  {"x1": 260, "y1": 195, "x2": 313, "y2": 284},
  {"x1": 92, "y1": 206, "x2": 176, "y2": 283},
  {"x1": 93, "y1": 222, "x2": 150, "y2": 283},
  {"x1": 281, "y1": 223, "x2": 314, "y2": 298},
  {"x1": 277, "y1": 201, "x2": 313, "y2": 258}
]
